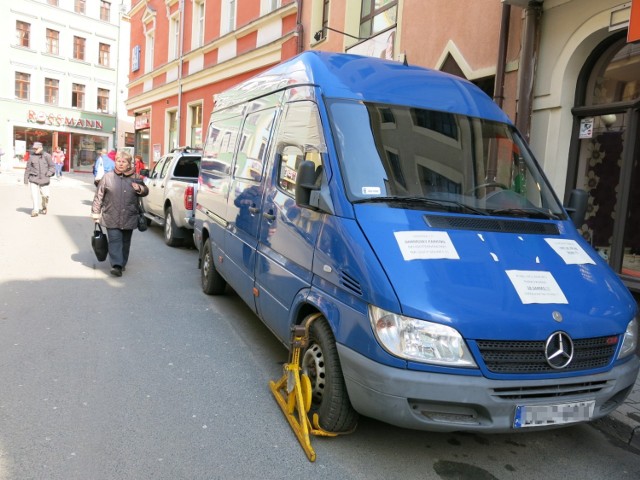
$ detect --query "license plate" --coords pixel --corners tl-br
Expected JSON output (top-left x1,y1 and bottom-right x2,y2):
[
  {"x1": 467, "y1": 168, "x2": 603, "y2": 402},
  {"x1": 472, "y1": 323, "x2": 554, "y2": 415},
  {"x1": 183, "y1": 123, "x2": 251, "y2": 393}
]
[{"x1": 513, "y1": 400, "x2": 595, "y2": 428}]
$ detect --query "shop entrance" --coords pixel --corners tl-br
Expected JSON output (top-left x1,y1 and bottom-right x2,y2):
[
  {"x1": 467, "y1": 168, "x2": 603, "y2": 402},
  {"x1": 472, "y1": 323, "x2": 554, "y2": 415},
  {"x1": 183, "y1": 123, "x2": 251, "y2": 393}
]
[{"x1": 569, "y1": 34, "x2": 640, "y2": 290}]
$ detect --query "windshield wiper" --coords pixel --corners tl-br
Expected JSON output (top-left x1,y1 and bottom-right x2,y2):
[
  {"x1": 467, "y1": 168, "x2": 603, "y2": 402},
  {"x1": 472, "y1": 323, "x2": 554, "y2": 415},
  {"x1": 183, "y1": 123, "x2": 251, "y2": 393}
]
[
  {"x1": 353, "y1": 196, "x2": 489, "y2": 215},
  {"x1": 488, "y1": 207, "x2": 562, "y2": 220}
]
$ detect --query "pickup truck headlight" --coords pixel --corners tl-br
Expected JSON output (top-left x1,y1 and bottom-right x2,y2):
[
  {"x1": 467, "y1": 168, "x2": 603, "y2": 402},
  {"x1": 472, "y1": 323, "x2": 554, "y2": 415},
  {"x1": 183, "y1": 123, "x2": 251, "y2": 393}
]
[
  {"x1": 369, "y1": 306, "x2": 477, "y2": 367},
  {"x1": 618, "y1": 318, "x2": 638, "y2": 359}
]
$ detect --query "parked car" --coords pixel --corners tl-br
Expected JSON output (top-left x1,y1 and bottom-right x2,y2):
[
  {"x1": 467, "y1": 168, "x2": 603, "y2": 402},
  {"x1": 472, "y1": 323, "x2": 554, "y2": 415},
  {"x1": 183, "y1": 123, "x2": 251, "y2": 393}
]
[
  {"x1": 194, "y1": 52, "x2": 639, "y2": 434},
  {"x1": 140, "y1": 147, "x2": 200, "y2": 247}
]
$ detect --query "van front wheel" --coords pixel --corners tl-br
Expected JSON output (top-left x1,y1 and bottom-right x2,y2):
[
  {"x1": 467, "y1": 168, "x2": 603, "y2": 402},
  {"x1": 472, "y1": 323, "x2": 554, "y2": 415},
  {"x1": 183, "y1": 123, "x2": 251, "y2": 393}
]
[
  {"x1": 301, "y1": 315, "x2": 358, "y2": 433},
  {"x1": 201, "y1": 241, "x2": 226, "y2": 295}
]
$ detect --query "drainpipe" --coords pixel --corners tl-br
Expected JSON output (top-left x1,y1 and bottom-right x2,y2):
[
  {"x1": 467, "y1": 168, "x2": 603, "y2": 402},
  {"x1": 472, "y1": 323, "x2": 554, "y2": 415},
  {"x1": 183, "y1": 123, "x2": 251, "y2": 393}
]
[
  {"x1": 493, "y1": 3, "x2": 511, "y2": 109},
  {"x1": 296, "y1": 0, "x2": 304, "y2": 54},
  {"x1": 177, "y1": 0, "x2": 185, "y2": 148},
  {"x1": 515, "y1": 1, "x2": 543, "y2": 142}
]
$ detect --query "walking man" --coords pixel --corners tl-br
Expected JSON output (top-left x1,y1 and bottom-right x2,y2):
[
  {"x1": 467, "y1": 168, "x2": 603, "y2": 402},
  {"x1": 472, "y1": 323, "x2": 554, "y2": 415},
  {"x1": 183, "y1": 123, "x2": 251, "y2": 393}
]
[{"x1": 24, "y1": 141, "x2": 55, "y2": 217}]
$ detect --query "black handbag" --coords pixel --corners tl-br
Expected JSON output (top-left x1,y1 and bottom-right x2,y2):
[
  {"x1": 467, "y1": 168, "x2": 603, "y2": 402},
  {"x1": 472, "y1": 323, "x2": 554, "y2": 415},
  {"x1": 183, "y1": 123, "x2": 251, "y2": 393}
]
[
  {"x1": 91, "y1": 223, "x2": 109, "y2": 261},
  {"x1": 137, "y1": 199, "x2": 148, "y2": 232}
]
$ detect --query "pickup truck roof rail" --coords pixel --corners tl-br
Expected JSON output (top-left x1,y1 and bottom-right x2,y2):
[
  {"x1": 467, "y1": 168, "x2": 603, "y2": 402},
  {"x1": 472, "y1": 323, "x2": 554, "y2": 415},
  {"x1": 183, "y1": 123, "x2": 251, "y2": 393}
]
[{"x1": 171, "y1": 146, "x2": 203, "y2": 153}]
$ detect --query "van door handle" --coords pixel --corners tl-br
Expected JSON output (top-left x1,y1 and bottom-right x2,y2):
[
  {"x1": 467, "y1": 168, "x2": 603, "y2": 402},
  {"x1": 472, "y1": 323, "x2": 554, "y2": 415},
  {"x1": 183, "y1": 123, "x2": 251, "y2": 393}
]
[
  {"x1": 263, "y1": 211, "x2": 276, "y2": 221},
  {"x1": 249, "y1": 206, "x2": 260, "y2": 215}
]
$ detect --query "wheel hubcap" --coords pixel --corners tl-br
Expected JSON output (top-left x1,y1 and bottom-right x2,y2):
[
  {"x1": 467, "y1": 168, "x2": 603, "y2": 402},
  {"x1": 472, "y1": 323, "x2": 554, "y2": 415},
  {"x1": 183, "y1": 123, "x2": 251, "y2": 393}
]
[{"x1": 302, "y1": 343, "x2": 326, "y2": 403}]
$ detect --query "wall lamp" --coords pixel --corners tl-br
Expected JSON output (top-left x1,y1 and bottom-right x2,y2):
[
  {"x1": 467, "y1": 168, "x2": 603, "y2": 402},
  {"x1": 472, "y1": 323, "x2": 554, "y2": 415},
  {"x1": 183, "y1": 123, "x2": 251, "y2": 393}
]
[{"x1": 313, "y1": 26, "x2": 365, "y2": 42}]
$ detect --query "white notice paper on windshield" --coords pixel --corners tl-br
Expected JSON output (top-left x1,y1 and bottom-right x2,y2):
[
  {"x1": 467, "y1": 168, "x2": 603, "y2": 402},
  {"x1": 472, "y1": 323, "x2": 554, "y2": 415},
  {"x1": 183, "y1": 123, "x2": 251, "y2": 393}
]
[
  {"x1": 394, "y1": 231, "x2": 460, "y2": 260},
  {"x1": 544, "y1": 238, "x2": 595, "y2": 265},
  {"x1": 506, "y1": 270, "x2": 568, "y2": 304}
]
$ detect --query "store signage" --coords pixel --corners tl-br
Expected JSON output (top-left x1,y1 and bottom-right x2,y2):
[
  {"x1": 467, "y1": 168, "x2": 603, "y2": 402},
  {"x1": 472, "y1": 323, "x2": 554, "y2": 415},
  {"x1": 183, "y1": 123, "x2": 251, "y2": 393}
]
[
  {"x1": 629, "y1": 0, "x2": 640, "y2": 43},
  {"x1": 135, "y1": 113, "x2": 150, "y2": 129},
  {"x1": 27, "y1": 110, "x2": 103, "y2": 130}
]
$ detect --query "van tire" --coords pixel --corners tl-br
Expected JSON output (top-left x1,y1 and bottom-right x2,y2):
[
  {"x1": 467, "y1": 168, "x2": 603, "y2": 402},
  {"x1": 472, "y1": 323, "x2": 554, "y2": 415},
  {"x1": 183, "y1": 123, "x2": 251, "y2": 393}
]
[
  {"x1": 201, "y1": 241, "x2": 226, "y2": 295},
  {"x1": 164, "y1": 207, "x2": 183, "y2": 247},
  {"x1": 302, "y1": 316, "x2": 358, "y2": 433}
]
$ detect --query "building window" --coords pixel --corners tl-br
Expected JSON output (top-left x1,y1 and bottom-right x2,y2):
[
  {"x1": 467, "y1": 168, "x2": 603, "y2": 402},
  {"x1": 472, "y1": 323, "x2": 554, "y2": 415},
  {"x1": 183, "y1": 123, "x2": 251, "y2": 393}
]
[
  {"x1": 99, "y1": 43, "x2": 110, "y2": 66},
  {"x1": 48, "y1": 0, "x2": 58, "y2": 5},
  {"x1": 46, "y1": 29, "x2": 59, "y2": 55},
  {"x1": 260, "y1": 0, "x2": 280, "y2": 14},
  {"x1": 168, "y1": 111, "x2": 178, "y2": 151},
  {"x1": 45, "y1": 78, "x2": 59, "y2": 105},
  {"x1": 16, "y1": 21, "x2": 30, "y2": 48},
  {"x1": 169, "y1": 15, "x2": 180, "y2": 60},
  {"x1": 72, "y1": 83, "x2": 85, "y2": 109},
  {"x1": 221, "y1": 0, "x2": 236, "y2": 35},
  {"x1": 15, "y1": 72, "x2": 30, "y2": 100},
  {"x1": 75, "y1": 0, "x2": 86, "y2": 14},
  {"x1": 100, "y1": 1, "x2": 111, "y2": 22},
  {"x1": 190, "y1": 104, "x2": 203, "y2": 147},
  {"x1": 145, "y1": 31, "x2": 154, "y2": 73},
  {"x1": 193, "y1": 0, "x2": 205, "y2": 48},
  {"x1": 73, "y1": 36, "x2": 86, "y2": 60},
  {"x1": 97, "y1": 88, "x2": 109, "y2": 112},
  {"x1": 321, "y1": 0, "x2": 329, "y2": 40},
  {"x1": 359, "y1": 0, "x2": 397, "y2": 38}
]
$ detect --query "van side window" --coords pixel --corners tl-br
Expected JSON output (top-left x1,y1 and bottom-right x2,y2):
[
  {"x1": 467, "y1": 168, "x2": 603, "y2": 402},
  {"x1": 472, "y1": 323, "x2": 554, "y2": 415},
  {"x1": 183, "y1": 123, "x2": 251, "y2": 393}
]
[
  {"x1": 275, "y1": 101, "x2": 326, "y2": 196},
  {"x1": 201, "y1": 114, "x2": 241, "y2": 174},
  {"x1": 235, "y1": 108, "x2": 277, "y2": 182}
]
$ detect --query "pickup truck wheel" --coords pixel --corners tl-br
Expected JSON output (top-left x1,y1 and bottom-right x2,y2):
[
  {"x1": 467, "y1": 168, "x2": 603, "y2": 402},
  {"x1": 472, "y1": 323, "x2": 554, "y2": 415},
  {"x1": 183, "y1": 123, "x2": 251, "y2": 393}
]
[
  {"x1": 164, "y1": 207, "x2": 183, "y2": 247},
  {"x1": 301, "y1": 315, "x2": 358, "y2": 433},
  {"x1": 201, "y1": 241, "x2": 226, "y2": 295}
]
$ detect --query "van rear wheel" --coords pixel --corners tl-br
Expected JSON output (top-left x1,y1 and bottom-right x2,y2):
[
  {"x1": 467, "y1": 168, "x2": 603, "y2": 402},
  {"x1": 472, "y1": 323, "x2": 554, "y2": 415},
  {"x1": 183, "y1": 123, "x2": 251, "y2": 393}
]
[
  {"x1": 201, "y1": 241, "x2": 226, "y2": 295},
  {"x1": 301, "y1": 315, "x2": 358, "y2": 433}
]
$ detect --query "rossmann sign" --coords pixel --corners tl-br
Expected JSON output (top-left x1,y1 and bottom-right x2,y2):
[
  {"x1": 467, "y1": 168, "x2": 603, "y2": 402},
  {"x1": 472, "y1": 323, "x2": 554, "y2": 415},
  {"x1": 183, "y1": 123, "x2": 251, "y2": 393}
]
[{"x1": 27, "y1": 110, "x2": 104, "y2": 130}]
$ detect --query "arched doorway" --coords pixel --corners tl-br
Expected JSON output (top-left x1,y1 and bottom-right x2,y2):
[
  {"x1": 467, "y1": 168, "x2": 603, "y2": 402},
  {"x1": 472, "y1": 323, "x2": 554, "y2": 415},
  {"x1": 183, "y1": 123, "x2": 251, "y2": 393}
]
[{"x1": 568, "y1": 33, "x2": 640, "y2": 292}]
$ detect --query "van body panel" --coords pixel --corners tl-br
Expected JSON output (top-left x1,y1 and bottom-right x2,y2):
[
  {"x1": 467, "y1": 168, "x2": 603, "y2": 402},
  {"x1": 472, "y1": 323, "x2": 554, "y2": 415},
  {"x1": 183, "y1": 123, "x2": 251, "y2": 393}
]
[
  {"x1": 195, "y1": 51, "x2": 639, "y2": 432},
  {"x1": 353, "y1": 204, "x2": 637, "y2": 341}
]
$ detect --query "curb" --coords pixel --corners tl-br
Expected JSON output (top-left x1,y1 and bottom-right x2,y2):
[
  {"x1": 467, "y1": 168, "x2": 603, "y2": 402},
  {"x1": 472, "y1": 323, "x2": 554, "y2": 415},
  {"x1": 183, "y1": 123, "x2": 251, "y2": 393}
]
[{"x1": 592, "y1": 410, "x2": 640, "y2": 451}]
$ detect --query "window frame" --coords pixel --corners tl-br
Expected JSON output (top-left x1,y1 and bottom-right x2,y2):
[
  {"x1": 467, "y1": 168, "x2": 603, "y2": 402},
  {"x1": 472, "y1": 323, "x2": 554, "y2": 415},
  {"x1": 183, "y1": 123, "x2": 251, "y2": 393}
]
[
  {"x1": 16, "y1": 20, "x2": 30, "y2": 48},
  {"x1": 72, "y1": 83, "x2": 85, "y2": 109},
  {"x1": 359, "y1": 0, "x2": 397, "y2": 38},
  {"x1": 75, "y1": 0, "x2": 86, "y2": 14},
  {"x1": 100, "y1": 1, "x2": 111, "y2": 22},
  {"x1": 15, "y1": 72, "x2": 30, "y2": 100},
  {"x1": 73, "y1": 36, "x2": 86, "y2": 61},
  {"x1": 45, "y1": 78, "x2": 59, "y2": 105},
  {"x1": 97, "y1": 88, "x2": 109, "y2": 112},
  {"x1": 46, "y1": 28, "x2": 60, "y2": 55},
  {"x1": 99, "y1": 43, "x2": 110, "y2": 67}
]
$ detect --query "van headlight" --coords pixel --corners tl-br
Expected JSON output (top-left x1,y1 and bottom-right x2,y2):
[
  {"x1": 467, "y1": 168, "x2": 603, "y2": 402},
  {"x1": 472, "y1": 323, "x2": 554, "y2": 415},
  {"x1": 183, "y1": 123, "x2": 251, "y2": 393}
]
[
  {"x1": 369, "y1": 305, "x2": 477, "y2": 367},
  {"x1": 618, "y1": 318, "x2": 638, "y2": 359}
]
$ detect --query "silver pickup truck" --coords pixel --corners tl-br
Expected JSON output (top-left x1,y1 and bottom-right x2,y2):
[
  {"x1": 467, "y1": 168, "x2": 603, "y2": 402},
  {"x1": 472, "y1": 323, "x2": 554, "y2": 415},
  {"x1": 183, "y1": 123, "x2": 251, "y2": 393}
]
[{"x1": 140, "y1": 147, "x2": 201, "y2": 247}]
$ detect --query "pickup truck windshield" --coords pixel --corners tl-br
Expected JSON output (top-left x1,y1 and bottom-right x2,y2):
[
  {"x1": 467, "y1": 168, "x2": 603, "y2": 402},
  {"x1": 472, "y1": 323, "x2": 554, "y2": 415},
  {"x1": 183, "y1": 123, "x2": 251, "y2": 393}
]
[{"x1": 327, "y1": 100, "x2": 565, "y2": 219}]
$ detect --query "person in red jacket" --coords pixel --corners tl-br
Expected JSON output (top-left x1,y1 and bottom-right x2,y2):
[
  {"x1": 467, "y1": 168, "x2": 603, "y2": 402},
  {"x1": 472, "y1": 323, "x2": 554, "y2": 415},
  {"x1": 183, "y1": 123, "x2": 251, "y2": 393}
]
[{"x1": 134, "y1": 154, "x2": 146, "y2": 175}]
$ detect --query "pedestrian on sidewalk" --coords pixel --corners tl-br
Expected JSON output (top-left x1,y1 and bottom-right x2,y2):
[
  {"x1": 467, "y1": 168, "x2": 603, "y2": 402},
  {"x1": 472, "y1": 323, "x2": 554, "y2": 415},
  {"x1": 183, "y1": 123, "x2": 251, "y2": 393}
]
[
  {"x1": 134, "y1": 154, "x2": 146, "y2": 175},
  {"x1": 91, "y1": 151, "x2": 149, "y2": 277},
  {"x1": 23, "y1": 141, "x2": 55, "y2": 217},
  {"x1": 93, "y1": 149, "x2": 115, "y2": 187},
  {"x1": 52, "y1": 146, "x2": 65, "y2": 180}
]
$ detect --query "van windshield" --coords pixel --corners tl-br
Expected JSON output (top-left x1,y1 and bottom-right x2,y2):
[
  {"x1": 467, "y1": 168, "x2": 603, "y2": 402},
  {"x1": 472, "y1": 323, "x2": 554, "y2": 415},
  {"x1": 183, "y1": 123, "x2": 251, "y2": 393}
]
[{"x1": 327, "y1": 100, "x2": 565, "y2": 219}]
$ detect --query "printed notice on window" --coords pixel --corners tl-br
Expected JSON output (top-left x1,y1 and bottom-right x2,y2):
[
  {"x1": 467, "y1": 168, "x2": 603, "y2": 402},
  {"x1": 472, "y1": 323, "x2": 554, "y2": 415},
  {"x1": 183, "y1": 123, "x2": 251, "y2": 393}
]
[
  {"x1": 394, "y1": 231, "x2": 460, "y2": 261},
  {"x1": 506, "y1": 270, "x2": 568, "y2": 304},
  {"x1": 545, "y1": 238, "x2": 595, "y2": 265}
]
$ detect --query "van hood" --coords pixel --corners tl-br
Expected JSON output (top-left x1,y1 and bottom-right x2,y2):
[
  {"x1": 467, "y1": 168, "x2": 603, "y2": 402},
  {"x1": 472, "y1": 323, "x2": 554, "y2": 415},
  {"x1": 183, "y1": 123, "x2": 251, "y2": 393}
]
[{"x1": 355, "y1": 205, "x2": 636, "y2": 341}]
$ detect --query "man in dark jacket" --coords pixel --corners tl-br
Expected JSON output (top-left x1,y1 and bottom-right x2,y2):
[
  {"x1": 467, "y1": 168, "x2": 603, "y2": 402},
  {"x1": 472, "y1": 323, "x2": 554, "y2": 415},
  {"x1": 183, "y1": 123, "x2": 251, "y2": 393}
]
[
  {"x1": 24, "y1": 141, "x2": 55, "y2": 217},
  {"x1": 91, "y1": 151, "x2": 149, "y2": 277}
]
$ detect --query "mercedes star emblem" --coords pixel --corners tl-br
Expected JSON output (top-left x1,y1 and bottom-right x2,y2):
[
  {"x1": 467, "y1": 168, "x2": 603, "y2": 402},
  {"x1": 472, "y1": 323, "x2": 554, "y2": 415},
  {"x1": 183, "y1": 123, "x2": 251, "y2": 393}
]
[{"x1": 545, "y1": 331, "x2": 574, "y2": 369}]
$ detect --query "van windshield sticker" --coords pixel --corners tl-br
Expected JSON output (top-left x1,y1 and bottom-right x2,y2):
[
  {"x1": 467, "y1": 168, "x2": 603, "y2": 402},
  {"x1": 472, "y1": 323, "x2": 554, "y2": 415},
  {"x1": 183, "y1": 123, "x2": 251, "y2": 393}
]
[
  {"x1": 362, "y1": 187, "x2": 381, "y2": 195},
  {"x1": 394, "y1": 231, "x2": 460, "y2": 260},
  {"x1": 506, "y1": 270, "x2": 569, "y2": 304},
  {"x1": 545, "y1": 238, "x2": 595, "y2": 265}
]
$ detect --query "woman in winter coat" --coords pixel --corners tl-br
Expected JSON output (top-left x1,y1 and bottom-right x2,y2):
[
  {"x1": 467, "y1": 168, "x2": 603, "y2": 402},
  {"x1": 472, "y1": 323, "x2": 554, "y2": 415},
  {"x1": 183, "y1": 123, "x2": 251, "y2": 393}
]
[
  {"x1": 91, "y1": 151, "x2": 149, "y2": 277},
  {"x1": 24, "y1": 141, "x2": 55, "y2": 217}
]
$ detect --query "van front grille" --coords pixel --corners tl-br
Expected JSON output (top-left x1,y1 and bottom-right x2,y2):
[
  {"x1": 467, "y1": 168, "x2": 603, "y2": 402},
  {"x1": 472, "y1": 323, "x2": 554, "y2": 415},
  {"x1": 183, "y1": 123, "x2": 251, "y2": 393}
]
[{"x1": 475, "y1": 336, "x2": 617, "y2": 374}]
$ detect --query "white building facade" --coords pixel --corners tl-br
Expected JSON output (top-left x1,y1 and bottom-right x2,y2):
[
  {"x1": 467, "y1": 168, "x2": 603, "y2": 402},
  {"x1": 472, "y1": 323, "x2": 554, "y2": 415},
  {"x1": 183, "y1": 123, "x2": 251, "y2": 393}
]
[{"x1": 1, "y1": 0, "x2": 132, "y2": 173}]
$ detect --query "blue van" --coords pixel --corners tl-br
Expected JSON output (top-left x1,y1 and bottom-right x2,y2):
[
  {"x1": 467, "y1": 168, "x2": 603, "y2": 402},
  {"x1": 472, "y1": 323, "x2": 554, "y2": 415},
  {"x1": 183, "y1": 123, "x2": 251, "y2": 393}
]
[{"x1": 194, "y1": 51, "x2": 638, "y2": 433}]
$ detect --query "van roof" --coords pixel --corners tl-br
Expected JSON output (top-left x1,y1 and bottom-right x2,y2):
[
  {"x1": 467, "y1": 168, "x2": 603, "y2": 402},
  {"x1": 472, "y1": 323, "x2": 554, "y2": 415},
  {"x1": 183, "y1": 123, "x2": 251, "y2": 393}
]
[{"x1": 214, "y1": 51, "x2": 511, "y2": 124}]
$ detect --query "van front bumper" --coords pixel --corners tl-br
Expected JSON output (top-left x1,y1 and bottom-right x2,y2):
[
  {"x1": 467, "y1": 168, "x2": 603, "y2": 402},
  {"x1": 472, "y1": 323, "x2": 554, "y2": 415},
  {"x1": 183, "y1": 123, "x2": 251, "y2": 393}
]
[{"x1": 337, "y1": 344, "x2": 640, "y2": 433}]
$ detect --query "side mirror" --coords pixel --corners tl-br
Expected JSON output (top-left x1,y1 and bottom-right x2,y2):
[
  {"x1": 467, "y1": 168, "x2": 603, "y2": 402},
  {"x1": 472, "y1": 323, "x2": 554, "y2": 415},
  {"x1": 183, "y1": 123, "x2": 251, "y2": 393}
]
[
  {"x1": 565, "y1": 189, "x2": 588, "y2": 228},
  {"x1": 295, "y1": 160, "x2": 319, "y2": 208}
]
